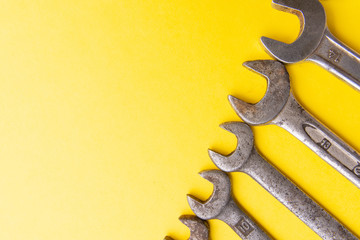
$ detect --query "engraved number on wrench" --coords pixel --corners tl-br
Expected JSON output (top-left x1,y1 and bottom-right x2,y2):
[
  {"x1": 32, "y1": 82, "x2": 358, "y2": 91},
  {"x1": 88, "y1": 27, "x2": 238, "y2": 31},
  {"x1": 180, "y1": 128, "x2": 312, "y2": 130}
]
[
  {"x1": 235, "y1": 217, "x2": 254, "y2": 237},
  {"x1": 328, "y1": 49, "x2": 342, "y2": 63},
  {"x1": 304, "y1": 124, "x2": 360, "y2": 177}
]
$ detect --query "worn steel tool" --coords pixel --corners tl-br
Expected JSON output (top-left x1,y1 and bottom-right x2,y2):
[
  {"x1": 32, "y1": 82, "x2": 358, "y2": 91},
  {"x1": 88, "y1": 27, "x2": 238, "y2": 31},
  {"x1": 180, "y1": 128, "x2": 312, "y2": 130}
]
[
  {"x1": 187, "y1": 170, "x2": 271, "y2": 240},
  {"x1": 164, "y1": 215, "x2": 210, "y2": 240},
  {"x1": 229, "y1": 60, "x2": 360, "y2": 189},
  {"x1": 261, "y1": 0, "x2": 360, "y2": 91},
  {"x1": 209, "y1": 122, "x2": 357, "y2": 239}
]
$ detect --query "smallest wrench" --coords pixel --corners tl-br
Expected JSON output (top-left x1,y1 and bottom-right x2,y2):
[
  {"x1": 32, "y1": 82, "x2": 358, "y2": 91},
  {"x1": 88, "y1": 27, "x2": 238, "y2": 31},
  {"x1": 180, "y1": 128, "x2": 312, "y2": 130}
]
[
  {"x1": 164, "y1": 215, "x2": 210, "y2": 240},
  {"x1": 188, "y1": 170, "x2": 271, "y2": 240}
]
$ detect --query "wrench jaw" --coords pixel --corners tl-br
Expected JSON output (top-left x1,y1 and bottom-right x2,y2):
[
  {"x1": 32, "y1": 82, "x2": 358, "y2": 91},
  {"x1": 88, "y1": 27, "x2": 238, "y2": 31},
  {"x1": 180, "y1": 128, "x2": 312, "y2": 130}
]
[
  {"x1": 261, "y1": 0, "x2": 326, "y2": 63},
  {"x1": 271, "y1": 0, "x2": 304, "y2": 22},
  {"x1": 229, "y1": 60, "x2": 290, "y2": 126},
  {"x1": 187, "y1": 170, "x2": 231, "y2": 220},
  {"x1": 179, "y1": 215, "x2": 209, "y2": 240},
  {"x1": 208, "y1": 122, "x2": 254, "y2": 172},
  {"x1": 164, "y1": 216, "x2": 209, "y2": 240}
]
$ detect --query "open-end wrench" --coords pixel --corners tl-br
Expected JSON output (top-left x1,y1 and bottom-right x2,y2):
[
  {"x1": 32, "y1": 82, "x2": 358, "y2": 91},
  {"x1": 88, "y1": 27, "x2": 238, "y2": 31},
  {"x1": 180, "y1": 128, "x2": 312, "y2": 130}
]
[
  {"x1": 209, "y1": 122, "x2": 357, "y2": 239},
  {"x1": 261, "y1": 0, "x2": 360, "y2": 91},
  {"x1": 187, "y1": 170, "x2": 271, "y2": 240},
  {"x1": 229, "y1": 60, "x2": 360, "y2": 189},
  {"x1": 164, "y1": 215, "x2": 210, "y2": 240}
]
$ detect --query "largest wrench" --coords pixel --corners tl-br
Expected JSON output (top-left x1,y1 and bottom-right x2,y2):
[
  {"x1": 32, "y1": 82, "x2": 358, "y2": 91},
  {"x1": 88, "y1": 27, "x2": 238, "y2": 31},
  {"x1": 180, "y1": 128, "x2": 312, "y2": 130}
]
[
  {"x1": 261, "y1": 0, "x2": 360, "y2": 91},
  {"x1": 229, "y1": 60, "x2": 360, "y2": 189}
]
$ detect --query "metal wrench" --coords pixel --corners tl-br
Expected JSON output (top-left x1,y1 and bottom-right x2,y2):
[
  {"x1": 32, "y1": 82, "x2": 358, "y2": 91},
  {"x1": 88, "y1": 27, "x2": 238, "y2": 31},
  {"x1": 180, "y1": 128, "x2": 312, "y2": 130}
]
[
  {"x1": 164, "y1": 215, "x2": 210, "y2": 240},
  {"x1": 187, "y1": 170, "x2": 271, "y2": 240},
  {"x1": 261, "y1": 0, "x2": 360, "y2": 91},
  {"x1": 209, "y1": 122, "x2": 357, "y2": 239},
  {"x1": 230, "y1": 60, "x2": 360, "y2": 189}
]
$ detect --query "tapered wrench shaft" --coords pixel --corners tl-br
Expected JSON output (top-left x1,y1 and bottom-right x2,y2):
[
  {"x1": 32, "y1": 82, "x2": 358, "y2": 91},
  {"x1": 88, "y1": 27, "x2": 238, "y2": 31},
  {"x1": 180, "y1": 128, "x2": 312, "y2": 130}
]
[
  {"x1": 217, "y1": 198, "x2": 271, "y2": 240},
  {"x1": 210, "y1": 122, "x2": 357, "y2": 239},
  {"x1": 275, "y1": 94, "x2": 360, "y2": 188},
  {"x1": 310, "y1": 29, "x2": 360, "y2": 90},
  {"x1": 243, "y1": 149, "x2": 353, "y2": 239}
]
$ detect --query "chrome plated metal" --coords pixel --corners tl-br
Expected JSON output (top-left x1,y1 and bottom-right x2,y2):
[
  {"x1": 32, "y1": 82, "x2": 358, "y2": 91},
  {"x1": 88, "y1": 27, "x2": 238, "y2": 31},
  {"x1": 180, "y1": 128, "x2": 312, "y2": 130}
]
[
  {"x1": 164, "y1": 215, "x2": 210, "y2": 240},
  {"x1": 230, "y1": 60, "x2": 360, "y2": 189},
  {"x1": 262, "y1": 0, "x2": 360, "y2": 91},
  {"x1": 187, "y1": 170, "x2": 271, "y2": 240},
  {"x1": 209, "y1": 122, "x2": 357, "y2": 239}
]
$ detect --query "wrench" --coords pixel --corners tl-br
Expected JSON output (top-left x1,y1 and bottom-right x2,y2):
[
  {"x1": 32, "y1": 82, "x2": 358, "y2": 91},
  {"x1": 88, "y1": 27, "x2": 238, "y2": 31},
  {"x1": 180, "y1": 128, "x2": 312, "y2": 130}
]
[
  {"x1": 164, "y1": 215, "x2": 210, "y2": 240},
  {"x1": 209, "y1": 122, "x2": 357, "y2": 239},
  {"x1": 229, "y1": 60, "x2": 360, "y2": 189},
  {"x1": 187, "y1": 170, "x2": 271, "y2": 240},
  {"x1": 261, "y1": 0, "x2": 360, "y2": 91}
]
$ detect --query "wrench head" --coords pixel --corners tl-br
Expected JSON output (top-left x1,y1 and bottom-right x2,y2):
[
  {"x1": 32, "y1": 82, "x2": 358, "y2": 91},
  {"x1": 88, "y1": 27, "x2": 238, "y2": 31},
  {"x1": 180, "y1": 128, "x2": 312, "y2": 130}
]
[
  {"x1": 261, "y1": 0, "x2": 326, "y2": 63},
  {"x1": 179, "y1": 215, "x2": 209, "y2": 240},
  {"x1": 164, "y1": 216, "x2": 209, "y2": 240},
  {"x1": 229, "y1": 60, "x2": 290, "y2": 125},
  {"x1": 187, "y1": 170, "x2": 231, "y2": 220},
  {"x1": 209, "y1": 122, "x2": 254, "y2": 172}
]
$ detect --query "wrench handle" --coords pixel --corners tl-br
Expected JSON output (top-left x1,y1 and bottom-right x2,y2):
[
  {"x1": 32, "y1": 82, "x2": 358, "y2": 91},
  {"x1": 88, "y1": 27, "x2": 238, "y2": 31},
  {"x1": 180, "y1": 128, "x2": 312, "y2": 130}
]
[
  {"x1": 276, "y1": 94, "x2": 360, "y2": 189},
  {"x1": 309, "y1": 28, "x2": 360, "y2": 91},
  {"x1": 217, "y1": 199, "x2": 271, "y2": 240},
  {"x1": 242, "y1": 151, "x2": 356, "y2": 240}
]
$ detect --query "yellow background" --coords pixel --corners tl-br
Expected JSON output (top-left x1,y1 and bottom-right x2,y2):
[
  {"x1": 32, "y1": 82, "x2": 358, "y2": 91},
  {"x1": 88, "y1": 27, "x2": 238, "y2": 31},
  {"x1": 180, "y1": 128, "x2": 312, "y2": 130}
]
[{"x1": 0, "y1": 0, "x2": 359, "y2": 239}]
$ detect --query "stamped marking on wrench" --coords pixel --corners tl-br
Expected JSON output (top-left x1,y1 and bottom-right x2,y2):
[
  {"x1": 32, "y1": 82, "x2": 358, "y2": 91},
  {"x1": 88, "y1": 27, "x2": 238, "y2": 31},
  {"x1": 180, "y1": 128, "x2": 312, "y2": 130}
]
[
  {"x1": 229, "y1": 60, "x2": 360, "y2": 187},
  {"x1": 164, "y1": 215, "x2": 210, "y2": 240},
  {"x1": 235, "y1": 217, "x2": 255, "y2": 237},
  {"x1": 354, "y1": 165, "x2": 360, "y2": 177},
  {"x1": 328, "y1": 49, "x2": 341, "y2": 63},
  {"x1": 187, "y1": 170, "x2": 271, "y2": 240},
  {"x1": 261, "y1": 0, "x2": 360, "y2": 91},
  {"x1": 209, "y1": 122, "x2": 357, "y2": 239}
]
